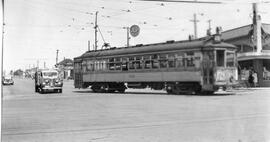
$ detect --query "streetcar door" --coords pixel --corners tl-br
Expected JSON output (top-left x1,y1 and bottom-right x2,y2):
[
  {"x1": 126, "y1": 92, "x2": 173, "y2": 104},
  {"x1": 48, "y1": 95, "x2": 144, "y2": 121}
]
[
  {"x1": 74, "y1": 61, "x2": 83, "y2": 88},
  {"x1": 202, "y1": 51, "x2": 214, "y2": 91}
]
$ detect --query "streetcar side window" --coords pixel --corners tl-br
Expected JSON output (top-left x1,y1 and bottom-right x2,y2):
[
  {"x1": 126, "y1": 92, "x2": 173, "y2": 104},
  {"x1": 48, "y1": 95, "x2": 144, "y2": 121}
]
[
  {"x1": 216, "y1": 50, "x2": 225, "y2": 67},
  {"x1": 186, "y1": 51, "x2": 195, "y2": 67},
  {"x1": 115, "y1": 58, "x2": 121, "y2": 70},
  {"x1": 152, "y1": 54, "x2": 159, "y2": 69},
  {"x1": 122, "y1": 57, "x2": 128, "y2": 71},
  {"x1": 176, "y1": 52, "x2": 184, "y2": 68},
  {"x1": 82, "y1": 60, "x2": 87, "y2": 72},
  {"x1": 86, "y1": 60, "x2": 93, "y2": 71},
  {"x1": 95, "y1": 61, "x2": 99, "y2": 71},
  {"x1": 144, "y1": 55, "x2": 151, "y2": 69},
  {"x1": 159, "y1": 54, "x2": 167, "y2": 68},
  {"x1": 109, "y1": 58, "x2": 115, "y2": 70},
  {"x1": 226, "y1": 52, "x2": 235, "y2": 67},
  {"x1": 129, "y1": 57, "x2": 135, "y2": 70},
  {"x1": 168, "y1": 53, "x2": 175, "y2": 68},
  {"x1": 102, "y1": 60, "x2": 107, "y2": 70},
  {"x1": 135, "y1": 56, "x2": 142, "y2": 69}
]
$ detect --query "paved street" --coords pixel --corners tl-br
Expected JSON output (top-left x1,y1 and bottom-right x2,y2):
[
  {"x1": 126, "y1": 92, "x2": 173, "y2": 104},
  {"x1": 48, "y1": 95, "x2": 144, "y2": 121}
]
[{"x1": 2, "y1": 78, "x2": 270, "y2": 142}]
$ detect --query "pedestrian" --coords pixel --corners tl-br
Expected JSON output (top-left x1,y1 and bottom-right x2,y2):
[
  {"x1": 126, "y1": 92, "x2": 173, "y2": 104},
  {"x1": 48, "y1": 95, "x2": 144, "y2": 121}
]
[
  {"x1": 248, "y1": 70, "x2": 254, "y2": 87},
  {"x1": 253, "y1": 71, "x2": 258, "y2": 87}
]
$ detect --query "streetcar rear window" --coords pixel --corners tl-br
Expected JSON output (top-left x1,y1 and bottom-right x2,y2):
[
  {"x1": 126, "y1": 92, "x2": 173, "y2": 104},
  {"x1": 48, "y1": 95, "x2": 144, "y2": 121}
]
[{"x1": 216, "y1": 50, "x2": 225, "y2": 67}]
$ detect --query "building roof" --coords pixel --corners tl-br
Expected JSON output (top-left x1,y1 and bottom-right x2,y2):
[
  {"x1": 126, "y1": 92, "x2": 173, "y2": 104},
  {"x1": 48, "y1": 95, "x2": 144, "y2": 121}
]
[
  {"x1": 221, "y1": 23, "x2": 270, "y2": 41},
  {"x1": 56, "y1": 58, "x2": 73, "y2": 66}
]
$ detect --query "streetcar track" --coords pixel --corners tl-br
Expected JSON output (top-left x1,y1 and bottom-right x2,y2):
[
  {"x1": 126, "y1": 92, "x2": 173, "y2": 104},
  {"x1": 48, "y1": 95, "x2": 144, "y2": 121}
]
[{"x1": 3, "y1": 112, "x2": 270, "y2": 136}]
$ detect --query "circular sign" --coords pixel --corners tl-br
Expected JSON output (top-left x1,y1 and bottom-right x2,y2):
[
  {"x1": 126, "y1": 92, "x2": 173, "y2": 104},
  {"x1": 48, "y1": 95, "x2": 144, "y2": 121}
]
[{"x1": 130, "y1": 25, "x2": 140, "y2": 37}]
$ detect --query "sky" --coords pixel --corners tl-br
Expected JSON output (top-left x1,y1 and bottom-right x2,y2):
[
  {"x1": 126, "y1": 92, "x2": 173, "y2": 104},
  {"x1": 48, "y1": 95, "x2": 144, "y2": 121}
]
[{"x1": 1, "y1": 0, "x2": 270, "y2": 72}]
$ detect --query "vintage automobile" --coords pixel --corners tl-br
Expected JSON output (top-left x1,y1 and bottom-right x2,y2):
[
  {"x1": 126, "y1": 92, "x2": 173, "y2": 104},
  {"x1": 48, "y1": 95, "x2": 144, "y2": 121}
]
[
  {"x1": 34, "y1": 69, "x2": 63, "y2": 93},
  {"x1": 2, "y1": 75, "x2": 14, "y2": 85}
]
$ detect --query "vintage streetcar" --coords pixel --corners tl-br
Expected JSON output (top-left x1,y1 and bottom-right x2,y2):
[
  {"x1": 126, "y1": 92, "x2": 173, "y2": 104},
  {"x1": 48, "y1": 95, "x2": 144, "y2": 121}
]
[
  {"x1": 35, "y1": 69, "x2": 63, "y2": 93},
  {"x1": 74, "y1": 34, "x2": 238, "y2": 94}
]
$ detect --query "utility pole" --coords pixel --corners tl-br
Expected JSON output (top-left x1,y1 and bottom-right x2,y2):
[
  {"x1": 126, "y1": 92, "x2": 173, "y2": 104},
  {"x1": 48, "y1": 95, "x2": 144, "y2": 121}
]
[
  {"x1": 190, "y1": 13, "x2": 199, "y2": 39},
  {"x1": 44, "y1": 62, "x2": 46, "y2": 69},
  {"x1": 94, "y1": 11, "x2": 98, "y2": 51},
  {"x1": 56, "y1": 49, "x2": 59, "y2": 65},
  {"x1": 1, "y1": 0, "x2": 5, "y2": 100},
  {"x1": 123, "y1": 27, "x2": 130, "y2": 47},
  {"x1": 252, "y1": 3, "x2": 262, "y2": 54}
]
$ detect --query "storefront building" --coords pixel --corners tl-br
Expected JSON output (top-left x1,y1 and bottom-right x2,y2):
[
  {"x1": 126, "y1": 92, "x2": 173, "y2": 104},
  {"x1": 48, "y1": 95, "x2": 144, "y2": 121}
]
[
  {"x1": 55, "y1": 58, "x2": 74, "y2": 80},
  {"x1": 221, "y1": 23, "x2": 270, "y2": 87}
]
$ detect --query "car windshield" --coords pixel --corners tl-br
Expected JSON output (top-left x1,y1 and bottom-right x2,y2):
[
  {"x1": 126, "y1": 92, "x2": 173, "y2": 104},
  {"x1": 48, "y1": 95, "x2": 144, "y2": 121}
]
[
  {"x1": 4, "y1": 76, "x2": 12, "y2": 80},
  {"x1": 42, "y1": 72, "x2": 58, "y2": 77}
]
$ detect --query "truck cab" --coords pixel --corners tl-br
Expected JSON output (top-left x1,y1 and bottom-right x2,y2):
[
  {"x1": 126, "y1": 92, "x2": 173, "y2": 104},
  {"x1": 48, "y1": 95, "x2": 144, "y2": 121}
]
[{"x1": 35, "y1": 69, "x2": 63, "y2": 93}]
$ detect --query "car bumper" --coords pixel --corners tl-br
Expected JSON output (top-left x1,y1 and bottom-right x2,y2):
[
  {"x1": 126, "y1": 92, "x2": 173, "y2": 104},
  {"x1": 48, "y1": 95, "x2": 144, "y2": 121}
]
[{"x1": 3, "y1": 82, "x2": 14, "y2": 85}]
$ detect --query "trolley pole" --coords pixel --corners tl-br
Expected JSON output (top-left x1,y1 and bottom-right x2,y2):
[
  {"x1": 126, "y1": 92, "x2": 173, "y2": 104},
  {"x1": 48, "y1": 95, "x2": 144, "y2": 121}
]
[
  {"x1": 127, "y1": 27, "x2": 130, "y2": 47},
  {"x1": 88, "y1": 40, "x2": 90, "y2": 51},
  {"x1": 207, "y1": 19, "x2": 212, "y2": 35},
  {"x1": 190, "y1": 13, "x2": 199, "y2": 39},
  {"x1": 123, "y1": 27, "x2": 130, "y2": 47},
  {"x1": 94, "y1": 11, "x2": 98, "y2": 51},
  {"x1": 56, "y1": 49, "x2": 59, "y2": 65}
]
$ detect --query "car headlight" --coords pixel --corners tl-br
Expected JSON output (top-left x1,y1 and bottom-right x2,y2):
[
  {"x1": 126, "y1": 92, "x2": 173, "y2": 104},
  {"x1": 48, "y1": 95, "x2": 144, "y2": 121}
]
[{"x1": 42, "y1": 82, "x2": 46, "y2": 85}]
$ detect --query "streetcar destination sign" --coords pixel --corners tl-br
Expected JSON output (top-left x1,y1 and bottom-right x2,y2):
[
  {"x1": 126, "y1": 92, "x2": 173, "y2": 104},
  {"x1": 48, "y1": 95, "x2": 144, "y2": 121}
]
[{"x1": 130, "y1": 25, "x2": 140, "y2": 37}]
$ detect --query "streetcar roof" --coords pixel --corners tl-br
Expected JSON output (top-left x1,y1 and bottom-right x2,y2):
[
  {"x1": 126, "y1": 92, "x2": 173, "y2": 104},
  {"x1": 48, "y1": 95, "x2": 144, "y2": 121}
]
[{"x1": 74, "y1": 36, "x2": 236, "y2": 60}]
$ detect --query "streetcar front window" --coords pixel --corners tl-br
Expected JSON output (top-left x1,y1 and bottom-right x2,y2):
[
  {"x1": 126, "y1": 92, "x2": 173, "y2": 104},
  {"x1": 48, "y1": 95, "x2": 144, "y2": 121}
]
[
  {"x1": 216, "y1": 50, "x2": 225, "y2": 67},
  {"x1": 226, "y1": 52, "x2": 235, "y2": 67}
]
